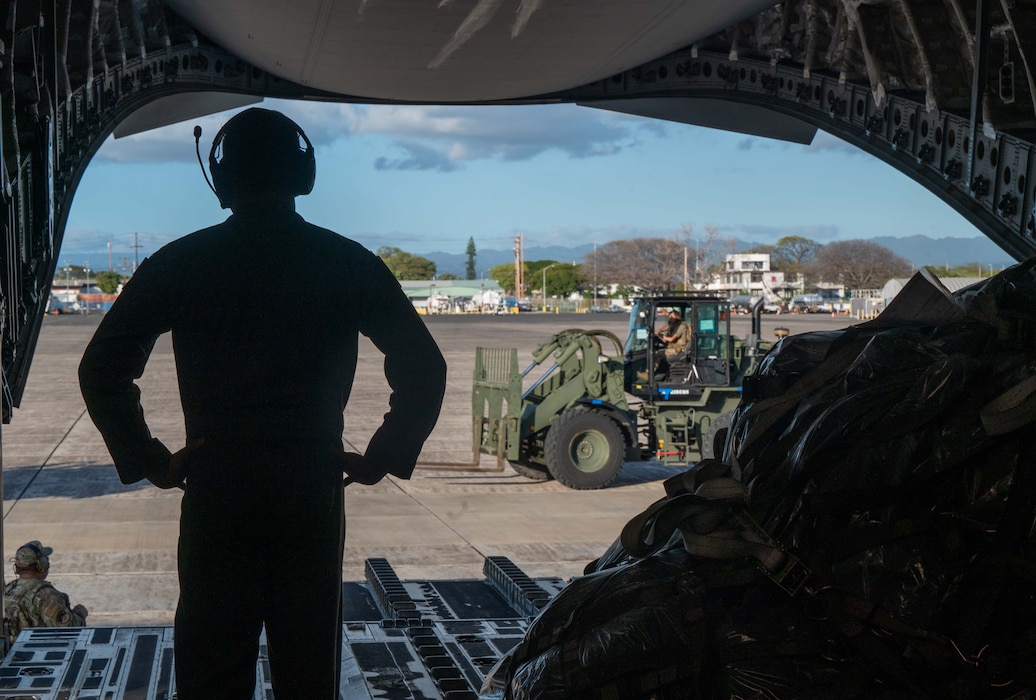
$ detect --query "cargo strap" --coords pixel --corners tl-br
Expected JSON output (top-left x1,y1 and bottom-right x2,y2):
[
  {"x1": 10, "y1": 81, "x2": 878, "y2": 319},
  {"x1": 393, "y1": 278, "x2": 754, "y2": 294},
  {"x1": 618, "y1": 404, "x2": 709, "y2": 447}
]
[
  {"x1": 620, "y1": 465, "x2": 810, "y2": 596},
  {"x1": 980, "y1": 372, "x2": 1036, "y2": 435}
]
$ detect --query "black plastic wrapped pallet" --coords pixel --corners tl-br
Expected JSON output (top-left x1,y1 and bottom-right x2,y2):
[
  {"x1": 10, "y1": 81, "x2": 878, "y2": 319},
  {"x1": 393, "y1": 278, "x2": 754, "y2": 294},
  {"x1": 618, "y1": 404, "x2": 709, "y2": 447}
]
[{"x1": 484, "y1": 262, "x2": 1036, "y2": 699}]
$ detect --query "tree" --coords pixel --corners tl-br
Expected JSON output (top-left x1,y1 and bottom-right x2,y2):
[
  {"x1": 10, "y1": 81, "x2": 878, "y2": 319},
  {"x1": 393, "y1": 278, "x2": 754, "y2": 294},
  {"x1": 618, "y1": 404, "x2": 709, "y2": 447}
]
[
  {"x1": 488, "y1": 262, "x2": 520, "y2": 294},
  {"x1": 376, "y1": 246, "x2": 437, "y2": 280},
  {"x1": 529, "y1": 260, "x2": 583, "y2": 298},
  {"x1": 552, "y1": 264, "x2": 584, "y2": 296},
  {"x1": 769, "y1": 236, "x2": 822, "y2": 286},
  {"x1": 809, "y1": 239, "x2": 913, "y2": 290},
  {"x1": 95, "y1": 271, "x2": 121, "y2": 294},
  {"x1": 743, "y1": 243, "x2": 777, "y2": 257},
  {"x1": 587, "y1": 238, "x2": 686, "y2": 290},
  {"x1": 465, "y1": 237, "x2": 477, "y2": 280},
  {"x1": 437, "y1": 272, "x2": 460, "y2": 280},
  {"x1": 772, "y1": 236, "x2": 822, "y2": 270},
  {"x1": 681, "y1": 224, "x2": 740, "y2": 287}
]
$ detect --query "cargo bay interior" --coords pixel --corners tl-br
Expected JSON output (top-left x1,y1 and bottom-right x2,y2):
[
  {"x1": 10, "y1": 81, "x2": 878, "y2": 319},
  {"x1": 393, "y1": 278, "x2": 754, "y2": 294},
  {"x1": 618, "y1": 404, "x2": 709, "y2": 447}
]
[{"x1": 1, "y1": 1, "x2": 1035, "y2": 697}]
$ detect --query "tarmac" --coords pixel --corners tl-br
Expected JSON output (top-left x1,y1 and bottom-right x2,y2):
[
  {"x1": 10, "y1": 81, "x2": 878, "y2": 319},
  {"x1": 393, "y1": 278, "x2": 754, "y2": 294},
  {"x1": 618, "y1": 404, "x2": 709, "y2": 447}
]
[{"x1": 0, "y1": 310, "x2": 849, "y2": 627}]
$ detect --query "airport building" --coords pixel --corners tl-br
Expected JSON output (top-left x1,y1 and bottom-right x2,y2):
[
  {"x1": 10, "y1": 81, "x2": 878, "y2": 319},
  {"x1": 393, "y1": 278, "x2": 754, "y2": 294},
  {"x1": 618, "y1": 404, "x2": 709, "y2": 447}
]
[{"x1": 399, "y1": 279, "x2": 505, "y2": 313}]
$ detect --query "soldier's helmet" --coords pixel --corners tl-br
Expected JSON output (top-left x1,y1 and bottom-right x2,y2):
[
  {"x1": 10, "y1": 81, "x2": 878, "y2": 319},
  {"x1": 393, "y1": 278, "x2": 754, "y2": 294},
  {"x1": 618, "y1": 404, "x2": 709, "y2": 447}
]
[{"x1": 13, "y1": 541, "x2": 52, "y2": 571}]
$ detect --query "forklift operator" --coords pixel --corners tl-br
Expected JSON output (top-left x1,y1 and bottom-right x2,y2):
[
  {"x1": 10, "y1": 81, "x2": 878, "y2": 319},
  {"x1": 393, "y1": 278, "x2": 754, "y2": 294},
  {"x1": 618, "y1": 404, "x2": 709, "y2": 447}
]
[{"x1": 656, "y1": 308, "x2": 691, "y2": 357}]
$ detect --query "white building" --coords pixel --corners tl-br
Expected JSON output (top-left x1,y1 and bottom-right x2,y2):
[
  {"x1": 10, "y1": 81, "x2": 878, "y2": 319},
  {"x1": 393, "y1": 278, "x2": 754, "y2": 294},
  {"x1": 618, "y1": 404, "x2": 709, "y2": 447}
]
[
  {"x1": 880, "y1": 276, "x2": 985, "y2": 308},
  {"x1": 711, "y1": 254, "x2": 792, "y2": 298},
  {"x1": 398, "y1": 279, "x2": 505, "y2": 313}
]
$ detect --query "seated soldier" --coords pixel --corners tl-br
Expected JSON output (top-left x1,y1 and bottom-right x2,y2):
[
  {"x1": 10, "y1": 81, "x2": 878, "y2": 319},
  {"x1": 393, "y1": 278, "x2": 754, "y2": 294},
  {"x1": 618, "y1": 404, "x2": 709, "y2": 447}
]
[
  {"x1": 657, "y1": 308, "x2": 691, "y2": 357},
  {"x1": 654, "y1": 308, "x2": 691, "y2": 380},
  {"x1": 4, "y1": 541, "x2": 88, "y2": 641}
]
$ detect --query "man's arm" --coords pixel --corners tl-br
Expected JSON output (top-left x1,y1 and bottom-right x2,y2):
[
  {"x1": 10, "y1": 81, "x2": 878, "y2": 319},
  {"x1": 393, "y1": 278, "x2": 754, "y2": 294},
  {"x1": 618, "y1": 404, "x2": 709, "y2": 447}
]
[
  {"x1": 356, "y1": 258, "x2": 447, "y2": 481},
  {"x1": 78, "y1": 258, "x2": 173, "y2": 485}
]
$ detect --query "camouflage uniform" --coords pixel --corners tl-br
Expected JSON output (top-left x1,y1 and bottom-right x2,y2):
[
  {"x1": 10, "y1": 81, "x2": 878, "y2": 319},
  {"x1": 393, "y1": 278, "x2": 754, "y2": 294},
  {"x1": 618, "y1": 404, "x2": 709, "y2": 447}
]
[
  {"x1": 663, "y1": 320, "x2": 691, "y2": 357},
  {"x1": 4, "y1": 541, "x2": 88, "y2": 641},
  {"x1": 4, "y1": 578, "x2": 88, "y2": 640}
]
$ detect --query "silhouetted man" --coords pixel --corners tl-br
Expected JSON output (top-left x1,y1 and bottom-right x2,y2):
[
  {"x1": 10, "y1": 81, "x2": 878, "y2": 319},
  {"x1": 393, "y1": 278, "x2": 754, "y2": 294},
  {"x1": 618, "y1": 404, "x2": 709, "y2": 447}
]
[{"x1": 79, "y1": 108, "x2": 446, "y2": 699}]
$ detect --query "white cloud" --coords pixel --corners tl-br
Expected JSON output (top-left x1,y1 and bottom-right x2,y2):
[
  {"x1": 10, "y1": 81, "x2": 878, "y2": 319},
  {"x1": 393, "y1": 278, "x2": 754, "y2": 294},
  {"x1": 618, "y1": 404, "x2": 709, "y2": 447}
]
[
  {"x1": 520, "y1": 224, "x2": 679, "y2": 249},
  {"x1": 92, "y1": 100, "x2": 662, "y2": 170}
]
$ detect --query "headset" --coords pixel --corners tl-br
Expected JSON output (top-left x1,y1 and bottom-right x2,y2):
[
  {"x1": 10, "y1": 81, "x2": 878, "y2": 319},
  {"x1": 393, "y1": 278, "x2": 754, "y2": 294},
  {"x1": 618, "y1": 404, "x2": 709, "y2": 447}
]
[
  {"x1": 19, "y1": 542, "x2": 49, "y2": 573},
  {"x1": 195, "y1": 108, "x2": 315, "y2": 209}
]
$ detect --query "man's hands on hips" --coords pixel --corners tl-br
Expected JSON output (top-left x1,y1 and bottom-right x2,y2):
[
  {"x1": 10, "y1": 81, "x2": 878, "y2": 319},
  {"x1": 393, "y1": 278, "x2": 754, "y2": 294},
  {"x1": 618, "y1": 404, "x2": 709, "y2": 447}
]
[
  {"x1": 151, "y1": 438, "x2": 205, "y2": 489},
  {"x1": 341, "y1": 452, "x2": 388, "y2": 485}
]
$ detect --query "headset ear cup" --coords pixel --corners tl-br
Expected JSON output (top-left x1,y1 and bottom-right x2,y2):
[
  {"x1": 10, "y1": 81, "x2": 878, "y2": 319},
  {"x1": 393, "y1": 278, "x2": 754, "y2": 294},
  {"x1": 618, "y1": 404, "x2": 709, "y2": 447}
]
[
  {"x1": 295, "y1": 149, "x2": 315, "y2": 196},
  {"x1": 210, "y1": 159, "x2": 231, "y2": 208},
  {"x1": 208, "y1": 122, "x2": 232, "y2": 209}
]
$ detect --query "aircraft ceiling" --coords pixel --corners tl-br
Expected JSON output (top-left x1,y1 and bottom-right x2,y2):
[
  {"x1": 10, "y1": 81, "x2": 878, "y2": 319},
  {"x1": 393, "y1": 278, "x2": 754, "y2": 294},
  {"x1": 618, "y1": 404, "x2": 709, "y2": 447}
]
[
  {"x1": 164, "y1": 0, "x2": 779, "y2": 102},
  {"x1": 0, "y1": 0, "x2": 1035, "y2": 413}
]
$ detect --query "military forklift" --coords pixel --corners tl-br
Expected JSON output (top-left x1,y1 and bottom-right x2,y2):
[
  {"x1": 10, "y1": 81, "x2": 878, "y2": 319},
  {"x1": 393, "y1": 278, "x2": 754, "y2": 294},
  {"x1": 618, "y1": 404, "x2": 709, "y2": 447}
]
[{"x1": 472, "y1": 292, "x2": 779, "y2": 489}]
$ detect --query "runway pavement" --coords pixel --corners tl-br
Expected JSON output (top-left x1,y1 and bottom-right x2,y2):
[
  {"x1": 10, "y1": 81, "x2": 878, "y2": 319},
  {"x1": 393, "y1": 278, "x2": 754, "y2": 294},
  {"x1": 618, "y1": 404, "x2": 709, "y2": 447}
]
[{"x1": 0, "y1": 310, "x2": 853, "y2": 626}]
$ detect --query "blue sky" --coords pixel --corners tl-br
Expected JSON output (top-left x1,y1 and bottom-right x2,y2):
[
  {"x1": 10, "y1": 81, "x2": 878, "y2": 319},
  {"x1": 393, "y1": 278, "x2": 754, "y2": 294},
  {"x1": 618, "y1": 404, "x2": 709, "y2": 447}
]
[{"x1": 63, "y1": 97, "x2": 986, "y2": 272}]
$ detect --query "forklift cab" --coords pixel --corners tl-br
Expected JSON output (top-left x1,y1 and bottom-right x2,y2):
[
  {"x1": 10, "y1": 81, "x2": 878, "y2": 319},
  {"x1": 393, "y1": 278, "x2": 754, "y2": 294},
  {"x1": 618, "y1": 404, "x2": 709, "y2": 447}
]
[{"x1": 624, "y1": 294, "x2": 733, "y2": 399}]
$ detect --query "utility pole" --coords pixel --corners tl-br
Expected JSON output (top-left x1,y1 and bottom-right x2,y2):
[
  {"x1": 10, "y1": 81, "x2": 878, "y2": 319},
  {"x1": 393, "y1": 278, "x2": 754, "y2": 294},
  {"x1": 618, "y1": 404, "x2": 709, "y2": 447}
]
[
  {"x1": 541, "y1": 263, "x2": 559, "y2": 312},
  {"x1": 514, "y1": 232, "x2": 524, "y2": 299},
  {"x1": 131, "y1": 232, "x2": 142, "y2": 272},
  {"x1": 107, "y1": 240, "x2": 113, "y2": 271}
]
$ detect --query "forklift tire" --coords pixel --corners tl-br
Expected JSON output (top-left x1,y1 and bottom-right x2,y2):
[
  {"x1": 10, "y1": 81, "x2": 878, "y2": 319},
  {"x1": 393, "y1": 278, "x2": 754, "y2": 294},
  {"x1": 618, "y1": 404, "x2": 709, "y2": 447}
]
[
  {"x1": 544, "y1": 409, "x2": 624, "y2": 490},
  {"x1": 702, "y1": 412, "x2": 732, "y2": 460},
  {"x1": 509, "y1": 459, "x2": 552, "y2": 482}
]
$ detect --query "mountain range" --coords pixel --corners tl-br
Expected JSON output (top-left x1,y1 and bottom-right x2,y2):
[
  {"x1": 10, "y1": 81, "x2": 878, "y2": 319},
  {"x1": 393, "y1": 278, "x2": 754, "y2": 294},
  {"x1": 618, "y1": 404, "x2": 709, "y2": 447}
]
[{"x1": 429, "y1": 235, "x2": 1018, "y2": 277}]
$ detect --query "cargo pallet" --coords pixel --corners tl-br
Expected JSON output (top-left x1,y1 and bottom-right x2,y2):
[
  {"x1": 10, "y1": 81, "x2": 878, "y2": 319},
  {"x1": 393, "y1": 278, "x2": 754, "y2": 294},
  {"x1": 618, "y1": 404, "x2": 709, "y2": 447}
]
[{"x1": 0, "y1": 556, "x2": 565, "y2": 699}]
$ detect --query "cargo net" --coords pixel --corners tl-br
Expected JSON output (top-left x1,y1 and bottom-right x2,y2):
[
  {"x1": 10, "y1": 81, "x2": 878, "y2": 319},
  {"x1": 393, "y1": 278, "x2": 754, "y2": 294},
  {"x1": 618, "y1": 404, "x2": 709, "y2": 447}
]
[{"x1": 481, "y1": 261, "x2": 1036, "y2": 699}]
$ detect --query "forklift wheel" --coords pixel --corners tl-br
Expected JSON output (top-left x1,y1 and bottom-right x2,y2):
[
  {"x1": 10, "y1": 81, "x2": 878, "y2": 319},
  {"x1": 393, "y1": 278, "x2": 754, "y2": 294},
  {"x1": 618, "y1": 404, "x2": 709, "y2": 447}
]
[
  {"x1": 509, "y1": 459, "x2": 552, "y2": 482},
  {"x1": 544, "y1": 409, "x2": 624, "y2": 490}
]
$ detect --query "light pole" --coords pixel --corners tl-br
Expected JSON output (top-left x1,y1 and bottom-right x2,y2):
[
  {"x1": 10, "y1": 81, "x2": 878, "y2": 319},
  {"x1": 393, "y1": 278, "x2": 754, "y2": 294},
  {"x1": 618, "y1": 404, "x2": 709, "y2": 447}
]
[
  {"x1": 63, "y1": 261, "x2": 70, "y2": 312},
  {"x1": 593, "y1": 243, "x2": 597, "y2": 309},
  {"x1": 429, "y1": 283, "x2": 436, "y2": 315},
  {"x1": 83, "y1": 260, "x2": 91, "y2": 316},
  {"x1": 541, "y1": 263, "x2": 558, "y2": 312}
]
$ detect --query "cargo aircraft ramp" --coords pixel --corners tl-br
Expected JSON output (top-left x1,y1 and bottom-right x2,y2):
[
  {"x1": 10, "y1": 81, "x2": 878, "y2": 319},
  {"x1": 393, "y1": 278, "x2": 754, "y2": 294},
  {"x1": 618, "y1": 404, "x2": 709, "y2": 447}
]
[{"x1": 0, "y1": 556, "x2": 564, "y2": 700}]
